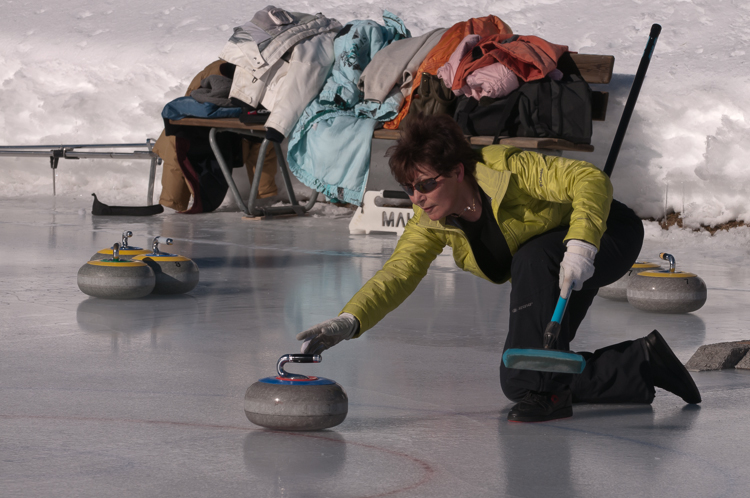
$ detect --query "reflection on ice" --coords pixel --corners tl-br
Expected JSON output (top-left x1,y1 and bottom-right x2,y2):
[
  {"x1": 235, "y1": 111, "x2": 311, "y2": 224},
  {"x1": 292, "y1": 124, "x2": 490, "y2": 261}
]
[{"x1": 76, "y1": 295, "x2": 199, "y2": 350}]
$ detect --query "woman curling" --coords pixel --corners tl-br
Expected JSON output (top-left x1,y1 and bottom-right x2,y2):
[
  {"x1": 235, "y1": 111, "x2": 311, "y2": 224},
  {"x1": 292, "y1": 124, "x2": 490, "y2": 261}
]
[{"x1": 297, "y1": 113, "x2": 700, "y2": 422}]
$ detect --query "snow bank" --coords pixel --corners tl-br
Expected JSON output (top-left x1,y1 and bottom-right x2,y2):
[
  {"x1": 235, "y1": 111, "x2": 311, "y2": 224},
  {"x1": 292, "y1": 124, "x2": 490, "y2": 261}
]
[{"x1": 0, "y1": 0, "x2": 748, "y2": 227}]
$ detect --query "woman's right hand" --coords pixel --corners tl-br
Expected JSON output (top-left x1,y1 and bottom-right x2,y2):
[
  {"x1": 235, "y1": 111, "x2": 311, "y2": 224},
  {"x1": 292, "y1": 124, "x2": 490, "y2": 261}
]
[{"x1": 296, "y1": 313, "x2": 360, "y2": 355}]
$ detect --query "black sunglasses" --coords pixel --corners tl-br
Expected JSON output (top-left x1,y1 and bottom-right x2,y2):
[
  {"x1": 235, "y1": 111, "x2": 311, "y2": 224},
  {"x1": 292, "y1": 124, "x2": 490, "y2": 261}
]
[{"x1": 400, "y1": 174, "x2": 443, "y2": 196}]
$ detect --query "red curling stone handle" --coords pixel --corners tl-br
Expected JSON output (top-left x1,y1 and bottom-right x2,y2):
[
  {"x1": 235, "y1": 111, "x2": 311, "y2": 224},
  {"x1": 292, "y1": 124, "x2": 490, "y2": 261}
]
[{"x1": 276, "y1": 353, "x2": 322, "y2": 379}]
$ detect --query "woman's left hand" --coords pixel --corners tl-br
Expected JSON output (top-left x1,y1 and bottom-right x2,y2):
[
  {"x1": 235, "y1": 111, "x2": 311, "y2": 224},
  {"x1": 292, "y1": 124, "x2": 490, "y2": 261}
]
[{"x1": 559, "y1": 240, "x2": 597, "y2": 292}]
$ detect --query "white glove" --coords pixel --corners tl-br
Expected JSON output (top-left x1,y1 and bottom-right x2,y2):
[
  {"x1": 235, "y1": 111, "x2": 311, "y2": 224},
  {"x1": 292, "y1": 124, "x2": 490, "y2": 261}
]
[
  {"x1": 559, "y1": 240, "x2": 597, "y2": 293},
  {"x1": 296, "y1": 313, "x2": 360, "y2": 355}
]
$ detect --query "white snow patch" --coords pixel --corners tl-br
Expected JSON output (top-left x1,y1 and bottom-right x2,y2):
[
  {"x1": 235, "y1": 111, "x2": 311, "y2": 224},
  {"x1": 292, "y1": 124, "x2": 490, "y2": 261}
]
[{"x1": 0, "y1": 0, "x2": 748, "y2": 228}]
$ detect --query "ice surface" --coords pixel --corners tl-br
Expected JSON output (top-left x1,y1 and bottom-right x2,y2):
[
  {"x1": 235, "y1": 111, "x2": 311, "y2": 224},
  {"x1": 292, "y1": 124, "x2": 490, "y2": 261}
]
[
  {"x1": 2, "y1": 197, "x2": 750, "y2": 497},
  {"x1": 2, "y1": 4, "x2": 750, "y2": 494}
]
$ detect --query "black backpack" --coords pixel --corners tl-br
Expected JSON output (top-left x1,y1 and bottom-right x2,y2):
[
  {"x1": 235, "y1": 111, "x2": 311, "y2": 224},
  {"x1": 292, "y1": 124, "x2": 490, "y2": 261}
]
[{"x1": 453, "y1": 72, "x2": 593, "y2": 145}]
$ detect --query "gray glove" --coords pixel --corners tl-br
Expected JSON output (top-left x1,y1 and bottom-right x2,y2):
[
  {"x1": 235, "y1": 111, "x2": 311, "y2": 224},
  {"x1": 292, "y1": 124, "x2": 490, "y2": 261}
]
[
  {"x1": 296, "y1": 313, "x2": 360, "y2": 355},
  {"x1": 559, "y1": 239, "x2": 597, "y2": 293}
]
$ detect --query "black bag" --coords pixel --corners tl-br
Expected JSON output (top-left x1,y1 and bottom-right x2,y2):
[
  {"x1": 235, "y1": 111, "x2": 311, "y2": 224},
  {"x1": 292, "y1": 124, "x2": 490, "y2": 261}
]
[
  {"x1": 516, "y1": 73, "x2": 592, "y2": 144},
  {"x1": 454, "y1": 73, "x2": 593, "y2": 144},
  {"x1": 402, "y1": 73, "x2": 458, "y2": 127},
  {"x1": 454, "y1": 92, "x2": 519, "y2": 138}
]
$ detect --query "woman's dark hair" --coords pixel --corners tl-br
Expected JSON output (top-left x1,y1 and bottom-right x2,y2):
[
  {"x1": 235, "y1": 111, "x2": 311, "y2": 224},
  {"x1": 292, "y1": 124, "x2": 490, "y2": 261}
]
[{"x1": 387, "y1": 113, "x2": 483, "y2": 184}]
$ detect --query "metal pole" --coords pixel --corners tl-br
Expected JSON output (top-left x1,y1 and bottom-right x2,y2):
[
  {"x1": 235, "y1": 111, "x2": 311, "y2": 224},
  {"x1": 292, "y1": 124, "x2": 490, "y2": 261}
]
[
  {"x1": 50, "y1": 150, "x2": 63, "y2": 196},
  {"x1": 603, "y1": 24, "x2": 662, "y2": 178},
  {"x1": 0, "y1": 142, "x2": 158, "y2": 199},
  {"x1": 0, "y1": 142, "x2": 154, "y2": 150}
]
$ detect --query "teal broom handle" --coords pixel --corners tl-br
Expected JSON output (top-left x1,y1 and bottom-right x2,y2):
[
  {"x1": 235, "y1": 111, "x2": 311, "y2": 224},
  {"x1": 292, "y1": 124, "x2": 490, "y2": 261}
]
[
  {"x1": 551, "y1": 296, "x2": 568, "y2": 324},
  {"x1": 544, "y1": 283, "x2": 575, "y2": 349},
  {"x1": 552, "y1": 280, "x2": 575, "y2": 323}
]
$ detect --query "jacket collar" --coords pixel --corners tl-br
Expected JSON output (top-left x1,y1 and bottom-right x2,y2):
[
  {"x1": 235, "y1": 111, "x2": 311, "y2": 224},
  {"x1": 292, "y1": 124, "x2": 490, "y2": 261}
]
[{"x1": 415, "y1": 163, "x2": 511, "y2": 230}]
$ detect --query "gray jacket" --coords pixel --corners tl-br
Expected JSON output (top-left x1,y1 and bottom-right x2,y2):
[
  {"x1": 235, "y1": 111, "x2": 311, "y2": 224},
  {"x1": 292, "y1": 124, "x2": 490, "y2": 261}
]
[
  {"x1": 219, "y1": 6, "x2": 341, "y2": 136},
  {"x1": 359, "y1": 28, "x2": 447, "y2": 103},
  {"x1": 221, "y1": 6, "x2": 340, "y2": 80}
]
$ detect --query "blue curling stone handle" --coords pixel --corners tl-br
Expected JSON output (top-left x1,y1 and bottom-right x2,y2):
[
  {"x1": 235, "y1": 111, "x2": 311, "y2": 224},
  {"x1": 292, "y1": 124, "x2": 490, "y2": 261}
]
[{"x1": 259, "y1": 376, "x2": 336, "y2": 386}]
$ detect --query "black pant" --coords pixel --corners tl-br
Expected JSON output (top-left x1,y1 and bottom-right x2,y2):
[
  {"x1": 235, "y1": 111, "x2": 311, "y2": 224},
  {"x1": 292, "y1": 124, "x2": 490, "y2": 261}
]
[{"x1": 499, "y1": 200, "x2": 655, "y2": 404}]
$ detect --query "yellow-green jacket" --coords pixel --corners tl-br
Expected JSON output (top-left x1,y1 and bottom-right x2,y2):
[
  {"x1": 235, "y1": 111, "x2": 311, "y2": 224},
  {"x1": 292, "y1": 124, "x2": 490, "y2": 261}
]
[{"x1": 341, "y1": 145, "x2": 613, "y2": 335}]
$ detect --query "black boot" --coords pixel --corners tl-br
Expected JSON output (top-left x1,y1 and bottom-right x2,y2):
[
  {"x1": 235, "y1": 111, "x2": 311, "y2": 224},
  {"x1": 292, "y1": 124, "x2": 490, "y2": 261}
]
[
  {"x1": 507, "y1": 390, "x2": 573, "y2": 422},
  {"x1": 644, "y1": 330, "x2": 701, "y2": 404}
]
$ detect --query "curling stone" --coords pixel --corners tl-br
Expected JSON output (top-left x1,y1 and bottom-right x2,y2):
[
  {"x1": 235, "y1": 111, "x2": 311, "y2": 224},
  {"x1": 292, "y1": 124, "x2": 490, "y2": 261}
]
[
  {"x1": 245, "y1": 354, "x2": 348, "y2": 431},
  {"x1": 627, "y1": 252, "x2": 707, "y2": 313},
  {"x1": 90, "y1": 230, "x2": 148, "y2": 261},
  {"x1": 598, "y1": 261, "x2": 661, "y2": 301},
  {"x1": 78, "y1": 243, "x2": 155, "y2": 299},
  {"x1": 132, "y1": 236, "x2": 199, "y2": 294}
]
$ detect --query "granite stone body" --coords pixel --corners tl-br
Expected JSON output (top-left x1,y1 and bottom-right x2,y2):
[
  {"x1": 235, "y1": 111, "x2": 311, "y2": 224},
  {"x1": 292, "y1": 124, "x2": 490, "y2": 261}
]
[
  {"x1": 598, "y1": 262, "x2": 661, "y2": 301},
  {"x1": 133, "y1": 254, "x2": 199, "y2": 294},
  {"x1": 244, "y1": 378, "x2": 348, "y2": 431},
  {"x1": 685, "y1": 341, "x2": 750, "y2": 371},
  {"x1": 627, "y1": 270, "x2": 707, "y2": 313},
  {"x1": 734, "y1": 351, "x2": 750, "y2": 370},
  {"x1": 77, "y1": 261, "x2": 155, "y2": 299}
]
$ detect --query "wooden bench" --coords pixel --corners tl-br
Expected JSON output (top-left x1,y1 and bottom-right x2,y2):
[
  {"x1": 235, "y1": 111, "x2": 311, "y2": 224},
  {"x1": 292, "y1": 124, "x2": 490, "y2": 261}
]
[{"x1": 169, "y1": 53, "x2": 614, "y2": 217}]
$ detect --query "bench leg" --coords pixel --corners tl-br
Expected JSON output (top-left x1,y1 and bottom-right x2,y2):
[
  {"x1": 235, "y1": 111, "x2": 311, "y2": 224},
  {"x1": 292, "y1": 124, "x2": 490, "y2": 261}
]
[
  {"x1": 249, "y1": 140, "x2": 317, "y2": 217},
  {"x1": 275, "y1": 141, "x2": 317, "y2": 214},
  {"x1": 209, "y1": 127, "x2": 252, "y2": 216},
  {"x1": 147, "y1": 155, "x2": 158, "y2": 206},
  {"x1": 245, "y1": 139, "x2": 269, "y2": 217},
  {"x1": 210, "y1": 127, "x2": 317, "y2": 217},
  {"x1": 146, "y1": 138, "x2": 158, "y2": 206},
  {"x1": 276, "y1": 141, "x2": 299, "y2": 207}
]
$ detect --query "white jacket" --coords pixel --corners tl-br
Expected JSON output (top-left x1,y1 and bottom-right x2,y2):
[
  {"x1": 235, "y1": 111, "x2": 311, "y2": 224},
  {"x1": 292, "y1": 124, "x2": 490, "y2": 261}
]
[
  {"x1": 219, "y1": 8, "x2": 341, "y2": 137},
  {"x1": 252, "y1": 32, "x2": 337, "y2": 137}
]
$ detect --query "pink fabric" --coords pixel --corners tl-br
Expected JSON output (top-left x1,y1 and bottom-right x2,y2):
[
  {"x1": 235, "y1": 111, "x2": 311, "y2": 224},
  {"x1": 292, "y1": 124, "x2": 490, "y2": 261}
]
[
  {"x1": 455, "y1": 62, "x2": 519, "y2": 99},
  {"x1": 453, "y1": 34, "x2": 569, "y2": 88},
  {"x1": 436, "y1": 34, "x2": 481, "y2": 88},
  {"x1": 438, "y1": 34, "x2": 564, "y2": 100}
]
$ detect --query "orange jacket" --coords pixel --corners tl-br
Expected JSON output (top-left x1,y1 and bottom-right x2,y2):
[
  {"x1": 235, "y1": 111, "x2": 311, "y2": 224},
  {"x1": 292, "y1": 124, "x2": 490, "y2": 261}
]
[
  {"x1": 453, "y1": 34, "x2": 568, "y2": 87},
  {"x1": 383, "y1": 15, "x2": 512, "y2": 130}
]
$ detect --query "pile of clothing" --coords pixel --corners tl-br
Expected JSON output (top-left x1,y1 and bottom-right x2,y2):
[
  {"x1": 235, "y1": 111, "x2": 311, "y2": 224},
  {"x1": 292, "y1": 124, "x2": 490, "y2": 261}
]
[{"x1": 161, "y1": 6, "x2": 580, "y2": 211}]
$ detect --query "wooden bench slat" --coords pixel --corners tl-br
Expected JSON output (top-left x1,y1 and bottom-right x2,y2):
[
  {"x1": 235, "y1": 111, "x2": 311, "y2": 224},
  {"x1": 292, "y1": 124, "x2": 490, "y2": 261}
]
[
  {"x1": 470, "y1": 136, "x2": 595, "y2": 152},
  {"x1": 371, "y1": 130, "x2": 595, "y2": 152},
  {"x1": 371, "y1": 129, "x2": 401, "y2": 141},
  {"x1": 170, "y1": 117, "x2": 266, "y2": 130},
  {"x1": 570, "y1": 54, "x2": 615, "y2": 84},
  {"x1": 171, "y1": 119, "x2": 595, "y2": 153}
]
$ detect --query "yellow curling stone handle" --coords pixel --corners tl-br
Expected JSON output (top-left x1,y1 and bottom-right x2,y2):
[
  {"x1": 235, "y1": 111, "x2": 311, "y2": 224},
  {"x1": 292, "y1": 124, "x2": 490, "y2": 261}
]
[{"x1": 638, "y1": 252, "x2": 696, "y2": 277}]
